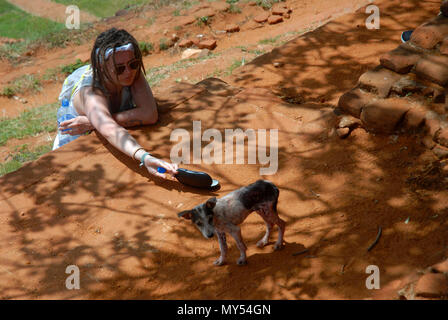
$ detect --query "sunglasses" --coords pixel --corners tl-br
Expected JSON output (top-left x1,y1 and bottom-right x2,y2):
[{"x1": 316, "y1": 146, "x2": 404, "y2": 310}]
[{"x1": 115, "y1": 59, "x2": 140, "y2": 75}]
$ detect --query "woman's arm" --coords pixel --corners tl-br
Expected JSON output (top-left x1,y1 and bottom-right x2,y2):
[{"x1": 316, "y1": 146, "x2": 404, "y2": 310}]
[
  {"x1": 82, "y1": 86, "x2": 177, "y2": 178},
  {"x1": 112, "y1": 70, "x2": 158, "y2": 127}
]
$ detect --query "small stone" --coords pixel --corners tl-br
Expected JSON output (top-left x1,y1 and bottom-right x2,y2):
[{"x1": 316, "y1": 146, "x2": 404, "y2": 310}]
[
  {"x1": 336, "y1": 127, "x2": 350, "y2": 139},
  {"x1": 272, "y1": 7, "x2": 288, "y2": 16},
  {"x1": 415, "y1": 273, "x2": 448, "y2": 298},
  {"x1": 360, "y1": 98, "x2": 411, "y2": 134},
  {"x1": 254, "y1": 12, "x2": 270, "y2": 23},
  {"x1": 178, "y1": 39, "x2": 193, "y2": 48},
  {"x1": 379, "y1": 45, "x2": 421, "y2": 74},
  {"x1": 338, "y1": 115, "x2": 361, "y2": 129},
  {"x1": 358, "y1": 66, "x2": 401, "y2": 98},
  {"x1": 432, "y1": 259, "x2": 448, "y2": 273},
  {"x1": 403, "y1": 107, "x2": 426, "y2": 131},
  {"x1": 410, "y1": 15, "x2": 448, "y2": 50},
  {"x1": 433, "y1": 144, "x2": 448, "y2": 159},
  {"x1": 181, "y1": 48, "x2": 202, "y2": 60},
  {"x1": 268, "y1": 15, "x2": 283, "y2": 25},
  {"x1": 225, "y1": 24, "x2": 240, "y2": 33},
  {"x1": 197, "y1": 39, "x2": 217, "y2": 50},
  {"x1": 337, "y1": 87, "x2": 375, "y2": 118},
  {"x1": 171, "y1": 34, "x2": 180, "y2": 42},
  {"x1": 115, "y1": 9, "x2": 127, "y2": 16},
  {"x1": 437, "y1": 128, "x2": 448, "y2": 147},
  {"x1": 415, "y1": 55, "x2": 448, "y2": 86},
  {"x1": 273, "y1": 62, "x2": 283, "y2": 68}
]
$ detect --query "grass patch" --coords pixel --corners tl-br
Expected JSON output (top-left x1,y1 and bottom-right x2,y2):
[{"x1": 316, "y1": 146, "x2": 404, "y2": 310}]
[
  {"x1": 1, "y1": 75, "x2": 42, "y2": 98},
  {"x1": 229, "y1": 4, "x2": 241, "y2": 13},
  {"x1": 225, "y1": 58, "x2": 245, "y2": 75},
  {"x1": 0, "y1": 102, "x2": 59, "y2": 146},
  {"x1": 258, "y1": 35, "x2": 281, "y2": 45},
  {"x1": 159, "y1": 38, "x2": 170, "y2": 51},
  {"x1": 139, "y1": 41, "x2": 154, "y2": 56},
  {"x1": 255, "y1": 0, "x2": 283, "y2": 10},
  {"x1": 0, "y1": 143, "x2": 53, "y2": 177},
  {"x1": 0, "y1": 0, "x2": 66, "y2": 41}
]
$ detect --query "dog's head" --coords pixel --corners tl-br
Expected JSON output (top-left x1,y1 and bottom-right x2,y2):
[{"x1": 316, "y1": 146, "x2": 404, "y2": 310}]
[{"x1": 177, "y1": 197, "x2": 217, "y2": 239}]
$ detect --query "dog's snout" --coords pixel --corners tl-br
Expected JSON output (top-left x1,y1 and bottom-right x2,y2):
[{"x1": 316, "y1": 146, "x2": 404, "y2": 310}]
[{"x1": 206, "y1": 232, "x2": 214, "y2": 238}]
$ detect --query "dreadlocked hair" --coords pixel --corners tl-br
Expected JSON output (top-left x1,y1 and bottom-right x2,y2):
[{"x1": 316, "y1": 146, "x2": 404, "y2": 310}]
[{"x1": 90, "y1": 28, "x2": 146, "y2": 97}]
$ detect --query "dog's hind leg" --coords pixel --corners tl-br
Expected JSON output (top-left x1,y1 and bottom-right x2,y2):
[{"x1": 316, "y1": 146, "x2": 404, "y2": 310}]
[
  {"x1": 257, "y1": 203, "x2": 285, "y2": 250},
  {"x1": 214, "y1": 231, "x2": 228, "y2": 266}
]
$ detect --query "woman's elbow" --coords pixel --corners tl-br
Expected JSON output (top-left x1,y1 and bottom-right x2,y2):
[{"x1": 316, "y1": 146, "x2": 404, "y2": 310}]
[{"x1": 145, "y1": 111, "x2": 158, "y2": 125}]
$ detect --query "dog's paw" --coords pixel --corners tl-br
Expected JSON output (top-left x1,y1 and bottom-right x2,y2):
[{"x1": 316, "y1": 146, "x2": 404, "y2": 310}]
[
  {"x1": 237, "y1": 258, "x2": 247, "y2": 265},
  {"x1": 256, "y1": 239, "x2": 268, "y2": 248},
  {"x1": 273, "y1": 242, "x2": 284, "y2": 251},
  {"x1": 214, "y1": 258, "x2": 226, "y2": 266}
]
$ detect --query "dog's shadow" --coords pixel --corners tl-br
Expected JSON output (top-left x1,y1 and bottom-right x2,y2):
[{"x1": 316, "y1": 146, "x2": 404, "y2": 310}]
[{"x1": 223, "y1": 242, "x2": 309, "y2": 272}]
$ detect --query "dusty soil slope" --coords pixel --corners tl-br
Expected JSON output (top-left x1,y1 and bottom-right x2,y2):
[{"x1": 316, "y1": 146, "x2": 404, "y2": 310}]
[{"x1": 1, "y1": 0, "x2": 448, "y2": 300}]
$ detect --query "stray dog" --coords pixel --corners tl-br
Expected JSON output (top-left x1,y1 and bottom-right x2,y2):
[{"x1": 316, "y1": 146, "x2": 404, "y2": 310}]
[{"x1": 177, "y1": 180, "x2": 285, "y2": 266}]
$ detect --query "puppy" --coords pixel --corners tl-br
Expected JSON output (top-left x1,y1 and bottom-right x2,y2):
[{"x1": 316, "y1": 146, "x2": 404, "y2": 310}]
[{"x1": 178, "y1": 180, "x2": 285, "y2": 266}]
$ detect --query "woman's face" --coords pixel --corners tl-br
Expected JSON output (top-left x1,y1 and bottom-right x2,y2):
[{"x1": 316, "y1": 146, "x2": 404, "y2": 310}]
[{"x1": 105, "y1": 50, "x2": 139, "y2": 87}]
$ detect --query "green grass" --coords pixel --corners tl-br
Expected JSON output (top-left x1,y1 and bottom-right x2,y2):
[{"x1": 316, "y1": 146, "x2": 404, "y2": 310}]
[
  {"x1": 0, "y1": 102, "x2": 59, "y2": 146},
  {"x1": 0, "y1": 143, "x2": 53, "y2": 177},
  {"x1": 225, "y1": 58, "x2": 245, "y2": 75},
  {"x1": 0, "y1": 0, "x2": 65, "y2": 41},
  {"x1": 1, "y1": 75, "x2": 42, "y2": 98},
  {"x1": 258, "y1": 35, "x2": 281, "y2": 45},
  {"x1": 51, "y1": 0, "x2": 148, "y2": 18}
]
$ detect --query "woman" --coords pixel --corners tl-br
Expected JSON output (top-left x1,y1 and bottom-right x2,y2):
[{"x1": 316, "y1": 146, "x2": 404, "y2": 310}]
[{"x1": 53, "y1": 28, "x2": 177, "y2": 179}]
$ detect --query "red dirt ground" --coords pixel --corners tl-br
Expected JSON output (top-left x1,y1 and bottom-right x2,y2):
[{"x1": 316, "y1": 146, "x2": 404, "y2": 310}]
[{"x1": 1, "y1": 0, "x2": 447, "y2": 300}]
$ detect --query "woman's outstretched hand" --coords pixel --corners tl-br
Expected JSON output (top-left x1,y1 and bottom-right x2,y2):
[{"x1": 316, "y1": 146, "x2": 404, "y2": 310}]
[
  {"x1": 59, "y1": 116, "x2": 94, "y2": 135},
  {"x1": 143, "y1": 155, "x2": 178, "y2": 179}
]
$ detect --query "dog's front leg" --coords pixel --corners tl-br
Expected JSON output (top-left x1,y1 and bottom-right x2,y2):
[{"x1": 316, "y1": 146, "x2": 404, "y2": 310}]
[
  {"x1": 214, "y1": 231, "x2": 228, "y2": 266},
  {"x1": 229, "y1": 226, "x2": 248, "y2": 265}
]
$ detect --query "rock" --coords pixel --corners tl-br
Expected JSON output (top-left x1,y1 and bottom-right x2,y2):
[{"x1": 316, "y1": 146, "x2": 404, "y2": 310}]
[
  {"x1": 358, "y1": 66, "x2": 401, "y2": 98},
  {"x1": 337, "y1": 87, "x2": 375, "y2": 118},
  {"x1": 415, "y1": 273, "x2": 448, "y2": 298},
  {"x1": 433, "y1": 144, "x2": 448, "y2": 159},
  {"x1": 360, "y1": 98, "x2": 412, "y2": 133},
  {"x1": 272, "y1": 7, "x2": 289, "y2": 16},
  {"x1": 194, "y1": 8, "x2": 216, "y2": 19},
  {"x1": 181, "y1": 48, "x2": 202, "y2": 60},
  {"x1": 338, "y1": 115, "x2": 361, "y2": 129},
  {"x1": 197, "y1": 39, "x2": 217, "y2": 50},
  {"x1": 422, "y1": 135, "x2": 436, "y2": 149},
  {"x1": 336, "y1": 127, "x2": 350, "y2": 139},
  {"x1": 209, "y1": 1, "x2": 230, "y2": 12},
  {"x1": 379, "y1": 45, "x2": 421, "y2": 74},
  {"x1": 410, "y1": 15, "x2": 448, "y2": 50},
  {"x1": 268, "y1": 15, "x2": 283, "y2": 25},
  {"x1": 226, "y1": 24, "x2": 240, "y2": 33},
  {"x1": 178, "y1": 39, "x2": 193, "y2": 48},
  {"x1": 403, "y1": 107, "x2": 426, "y2": 131},
  {"x1": 441, "y1": 0, "x2": 448, "y2": 17},
  {"x1": 440, "y1": 37, "x2": 448, "y2": 55},
  {"x1": 272, "y1": 2, "x2": 292, "y2": 13},
  {"x1": 115, "y1": 9, "x2": 127, "y2": 16},
  {"x1": 254, "y1": 12, "x2": 270, "y2": 23},
  {"x1": 390, "y1": 74, "x2": 420, "y2": 95},
  {"x1": 424, "y1": 117, "x2": 441, "y2": 138},
  {"x1": 432, "y1": 259, "x2": 448, "y2": 273},
  {"x1": 198, "y1": 49, "x2": 210, "y2": 58},
  {"x1": 178, "y1": 16, "x2": 196, "y2": 26},
  {"x1": 436, "y1": 128, "x2": 448, "y2": 147},
  {"x1": 273, "y1": 62, "x2": 284, "y2": 68},
  {"x1": 171, "y1": 34, "x2": 180, "y2": 42},
  {"x1": 415, "y1": 55, "x2": 448, "y2": 86}
]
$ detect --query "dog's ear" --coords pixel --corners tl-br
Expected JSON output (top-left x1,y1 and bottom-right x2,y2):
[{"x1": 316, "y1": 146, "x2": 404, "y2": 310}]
[
  {"x1": 205, "y1": 197, "x2": 217, "y2": 210},
  {"x1": 178, "y1": 210, "x2": 192, "y2": 220}
]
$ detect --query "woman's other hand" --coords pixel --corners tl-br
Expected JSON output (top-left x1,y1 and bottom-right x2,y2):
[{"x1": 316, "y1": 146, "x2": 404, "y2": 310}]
[{"x1": 59, "y1": 116, "x2": 95, "y2": 135}]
